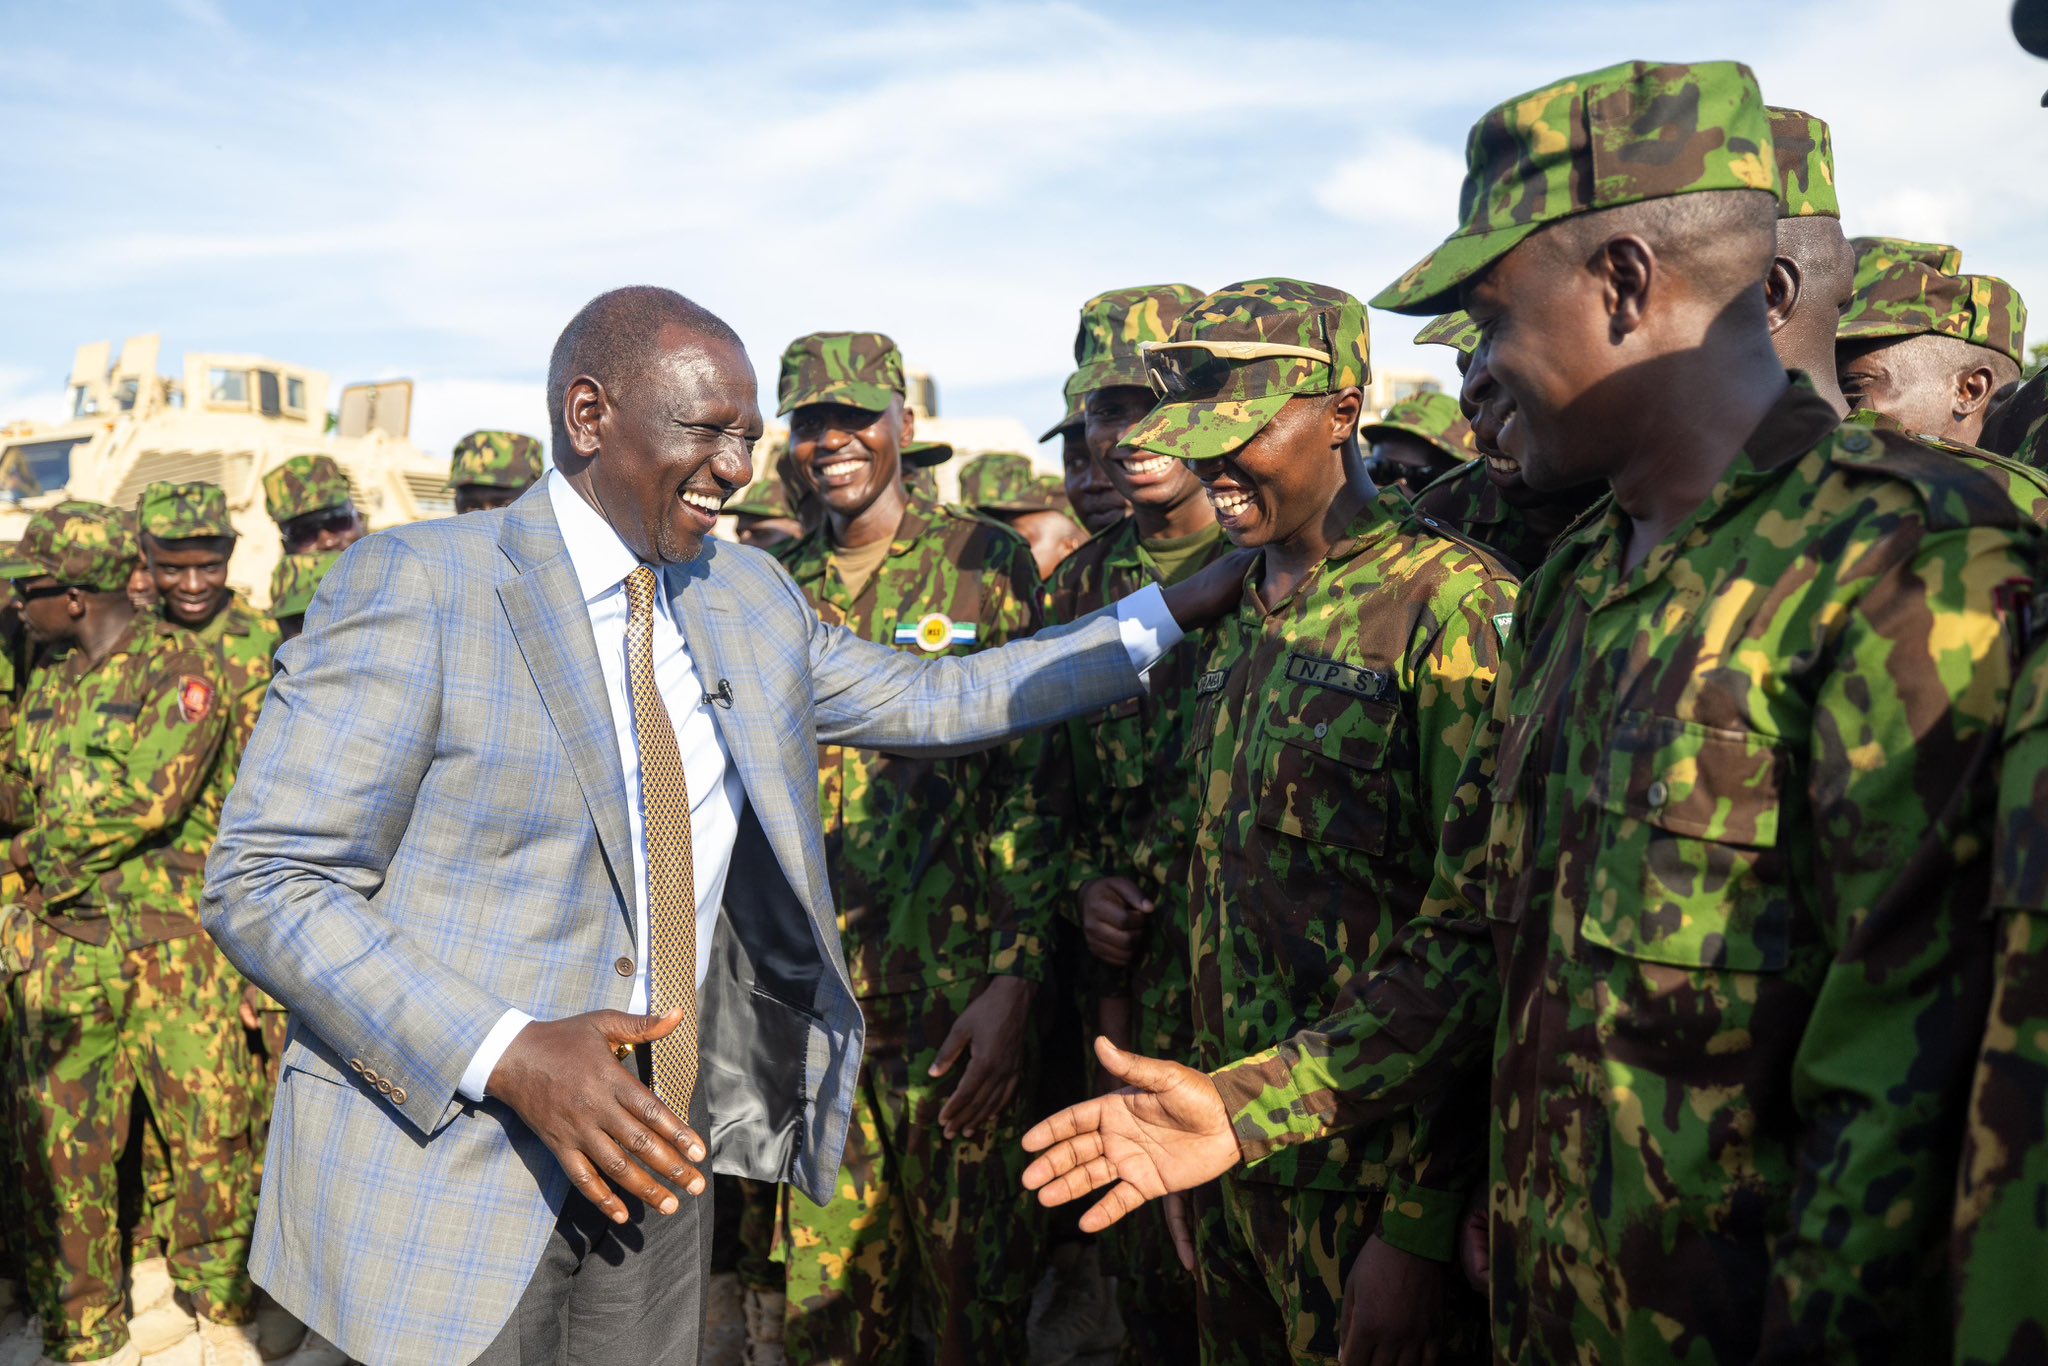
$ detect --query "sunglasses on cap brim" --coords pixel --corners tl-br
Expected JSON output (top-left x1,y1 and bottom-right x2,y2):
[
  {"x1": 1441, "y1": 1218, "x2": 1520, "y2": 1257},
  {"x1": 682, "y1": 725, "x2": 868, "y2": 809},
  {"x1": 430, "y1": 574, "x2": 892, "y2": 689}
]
[{"x1": 1138, "y1": 313, "x2": 1338, "y2": 401}]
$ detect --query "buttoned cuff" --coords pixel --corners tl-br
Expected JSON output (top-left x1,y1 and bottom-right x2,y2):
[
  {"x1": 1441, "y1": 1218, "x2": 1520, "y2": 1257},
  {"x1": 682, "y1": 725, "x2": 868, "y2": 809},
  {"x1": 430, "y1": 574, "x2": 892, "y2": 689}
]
[
  {"x1": 458, "y1": 1008, "x2": 535, "y2": 1102},
  {"x1": 1114, "y1": 583, "x2": 1183, "y2": 676}
]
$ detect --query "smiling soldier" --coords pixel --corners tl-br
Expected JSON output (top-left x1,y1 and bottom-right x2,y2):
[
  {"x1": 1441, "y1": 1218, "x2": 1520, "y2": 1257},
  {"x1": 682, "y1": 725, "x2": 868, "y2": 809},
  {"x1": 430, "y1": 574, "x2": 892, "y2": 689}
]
[
  {"x1": 769, "y1": 330, "x2": 1054, "y2": 1365},
  {"x1": 1113, "y1": 278, "x2": 1518, "y2": 1366}
]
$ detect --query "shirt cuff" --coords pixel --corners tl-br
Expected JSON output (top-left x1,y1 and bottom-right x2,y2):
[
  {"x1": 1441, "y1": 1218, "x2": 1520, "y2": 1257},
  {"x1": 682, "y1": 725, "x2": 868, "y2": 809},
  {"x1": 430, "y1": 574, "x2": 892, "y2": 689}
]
[
  {"x1": 457, "y1": 1008, "x2": 535, "y2": 1102},
  {"x1": 1114, "y1": 583, "x2": 1184, "y2": 675}
]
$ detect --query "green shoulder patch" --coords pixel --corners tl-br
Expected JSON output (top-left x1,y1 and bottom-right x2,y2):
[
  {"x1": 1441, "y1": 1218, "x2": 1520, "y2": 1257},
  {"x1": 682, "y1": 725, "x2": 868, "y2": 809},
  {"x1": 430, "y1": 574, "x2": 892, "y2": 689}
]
[{"x1": 1493, "y1": 612, "x2": 1514, "y2": 645}]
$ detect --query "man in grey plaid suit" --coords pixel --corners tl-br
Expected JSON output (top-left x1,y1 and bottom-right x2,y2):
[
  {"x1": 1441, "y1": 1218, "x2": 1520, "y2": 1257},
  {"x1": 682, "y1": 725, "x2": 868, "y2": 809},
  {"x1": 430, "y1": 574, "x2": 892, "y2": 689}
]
[{"x1": 202, "y1": 287, "x2": 1238, "y2": 1366}]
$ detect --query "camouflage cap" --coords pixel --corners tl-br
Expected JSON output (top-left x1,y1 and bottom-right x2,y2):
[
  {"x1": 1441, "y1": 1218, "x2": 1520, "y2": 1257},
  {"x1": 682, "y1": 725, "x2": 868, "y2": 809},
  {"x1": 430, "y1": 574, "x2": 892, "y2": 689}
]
[
  {"x1": 1072, "y1": 284, "x2": 1206, "y2": 395},
  {"x1": 957, "y1": 452, "x2": 1043, "y2": 510},
  {"x1": 1121, "y1": 278, "x2": 1371, "y2": 462},
  {"x1": 901, "y1": 440, "x2": 954, "y2": 470},
  {"x1": 450, "y1": 430, "x2": 544, "y2": 490},
  {"x1": 1373, "y1": 60, "x2": 1776, "y2": 315},
  {"x1": 1413, "y1": 311, "x2": 1482, "y2": 356},
  {"x1": 262, "y1": 454, "x2": 353, "y2": 523},
  {"x1": 269, "y1": 550, "x2": 339, "y2": 619},
  {"x1": 1039, "y1": 371, "x2": 1088, "y2": 442},
  {"x1": 138, "y1": 480, "x2": 236, "y2": 541},
  {"x1": 1766, "y1": 106, "x2": 1838, "y2": 219},
  {"x1": 0, "y1": 502, "x2": 139, "y2": 591},
  {"x1": 1838, "y1": 265, "x2": 2029, "y2": 364},
  {"x1": 1849, "y1": 235, "x2": 1962, "y2": 297},
  {"x1": 776, "y1": 332, "x2": 905, "y2": 416},
  {"x1": 1360, "y1": 391, "x2": 1479, "y2": 464},
  {"x1": 726, "y1": 468, "x2": 795, "y2": 521}
]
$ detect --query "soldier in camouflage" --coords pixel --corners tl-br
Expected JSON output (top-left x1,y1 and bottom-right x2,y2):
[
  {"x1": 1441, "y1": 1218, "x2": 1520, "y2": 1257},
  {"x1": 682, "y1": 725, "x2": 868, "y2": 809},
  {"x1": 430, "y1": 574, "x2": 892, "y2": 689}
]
[
  {"x1": 448, "y1": 429, "x2": 544, "y2": 514},
  {"x1": 1022, "y1": 59, "x2": 2041, "y2": 1365},
  {"x1": 770, "y1": 331, "x2": 1050, "y2": 1365},
  {"x1": 0, "y1": 584, "x2": 28, "y2": 1357},
  {"x1": 1763, "y1": 106, "x2": 1855, "y2": 415},
  {"x1": 267, "y1": 552, "x2": 339, "y2": 647},
  {"x1": 1953, "y1": 629, "x2": 2048, "y2": 1366},
  {"x1": 1838, "y1": 255, "x2": 2028, "y2": 446},
  {"x1": 725, "y1": 437, "x2": 810, "y2": 550},
  {"x1": 957, "y1": 452, "x2": 1087, "y2": 579},
  {"x1": 1005, "y1": 282, "x2": 1223, "y2": 1365},
  {"x1": 1046, "y1": 371, "x2": 1132, "y2": 535},
  {"x1": 1406, "y1": 315, "x2": 1602, "y2": 576},
  {"x1": 0, "y1": 504, "x2": 262, "y2": 1366},
  {"x1": 261, "y1": 454, "x2": 365, "y2": 555},
  {"x1": 1121, "y1": 278, "x2": 1514, "y2": 1366},
  {"x1": 1360, "y1": 391, "x2": 1476, "y2": 499}
]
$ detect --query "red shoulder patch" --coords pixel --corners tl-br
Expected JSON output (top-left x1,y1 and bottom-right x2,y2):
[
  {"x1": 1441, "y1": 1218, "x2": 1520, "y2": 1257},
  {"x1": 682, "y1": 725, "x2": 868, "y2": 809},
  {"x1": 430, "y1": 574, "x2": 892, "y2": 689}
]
[{"x1": 178, "y1": 677, "x2": 217, "y2": 724}]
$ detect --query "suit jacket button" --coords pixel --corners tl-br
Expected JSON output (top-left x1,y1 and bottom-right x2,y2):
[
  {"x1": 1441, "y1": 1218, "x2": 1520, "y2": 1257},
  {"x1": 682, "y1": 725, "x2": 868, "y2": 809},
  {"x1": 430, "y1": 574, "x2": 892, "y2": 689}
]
[
  {"x1": 348, "y1": 1058, "x2": 364, "y2": 1072},
  {"x1": 391, "y1": 1087, "x2": 408, "y2": 1104},
  {"x1": 377, "y1": 1080, "x2": 393, "y2": 1095},
  {"x1": 615, "y1": 957, "x2": 635, "y2": 977}
]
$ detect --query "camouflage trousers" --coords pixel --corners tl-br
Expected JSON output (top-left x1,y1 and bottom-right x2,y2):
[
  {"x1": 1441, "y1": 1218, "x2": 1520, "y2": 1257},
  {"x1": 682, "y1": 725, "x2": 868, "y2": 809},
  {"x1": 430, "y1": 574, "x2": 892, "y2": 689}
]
[
  {"x1": 734, "y1": 1176, "x2": 782, "y2": 1294},
  {"x1": 7, "y1": 925, "x2": 259, "y2": 1361},
  {"x1": 1191, "y1": 1175, "x2": 1380, "y2": 1366},
  {"x1": 782, "y1": 977, "x2": 1044, "y2": 1365}
]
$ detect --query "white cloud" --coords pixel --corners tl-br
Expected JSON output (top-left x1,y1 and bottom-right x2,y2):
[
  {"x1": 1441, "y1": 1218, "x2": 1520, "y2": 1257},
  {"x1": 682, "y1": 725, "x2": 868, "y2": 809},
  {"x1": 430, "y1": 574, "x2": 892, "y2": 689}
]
[
  {"x1": 1315, "y1": 135, "x2": 1468, "y2": 230},
  {"x1": 402, "y1": 377, "x2": 550, "y2": 469}
]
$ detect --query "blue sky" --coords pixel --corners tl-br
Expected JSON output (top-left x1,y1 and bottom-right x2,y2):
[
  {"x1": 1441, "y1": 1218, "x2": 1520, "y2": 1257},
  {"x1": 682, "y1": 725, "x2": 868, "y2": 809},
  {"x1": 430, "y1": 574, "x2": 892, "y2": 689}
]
[{"x1": 6, "y1": 0, "x2": 2047, "y2": 461}]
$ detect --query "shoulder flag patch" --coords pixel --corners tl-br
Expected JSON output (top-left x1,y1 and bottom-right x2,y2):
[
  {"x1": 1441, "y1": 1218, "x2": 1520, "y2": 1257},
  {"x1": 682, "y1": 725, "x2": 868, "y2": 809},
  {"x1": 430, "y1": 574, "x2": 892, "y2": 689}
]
[
  {"x1": 1493, "y1": 612, "x2": 1514, "y2": 646},
  {"x1": 177, "y1": 677, "x2": 217, "y2": 724},
  {"x1": 894, "y1": 612, "x2": 978, "y2": 653}
]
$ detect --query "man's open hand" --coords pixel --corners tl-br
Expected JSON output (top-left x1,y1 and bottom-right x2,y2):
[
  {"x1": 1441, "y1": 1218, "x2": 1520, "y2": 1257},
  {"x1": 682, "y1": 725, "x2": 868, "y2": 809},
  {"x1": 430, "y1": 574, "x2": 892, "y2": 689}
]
[
  {"x1": 932, "y1": 974, "x2": 1036, "y2": 1139},
  {"x1": 487, "y1": 1007, "x2": 706, "y2": 1225},
  {"x1": 1020, "y1": 1036, "x2": 1242, "y2": 1232},
  {"x1": 1079, "y1": 876, "x2": 1153, "y2": 968},
  {"x1": 1158, "y1": 547, "x2": 1255, "y2": 633}
]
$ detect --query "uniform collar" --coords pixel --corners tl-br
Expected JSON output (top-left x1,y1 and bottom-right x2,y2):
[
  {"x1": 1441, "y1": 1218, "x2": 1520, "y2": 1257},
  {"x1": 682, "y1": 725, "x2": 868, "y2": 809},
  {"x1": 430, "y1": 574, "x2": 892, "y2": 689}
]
[
  {"x1": 1237, "y1": 485, "x2": 1403, "y2": 619},
  {"x1": 784, "y1": 485, "x2": 947, "y2": 589}
]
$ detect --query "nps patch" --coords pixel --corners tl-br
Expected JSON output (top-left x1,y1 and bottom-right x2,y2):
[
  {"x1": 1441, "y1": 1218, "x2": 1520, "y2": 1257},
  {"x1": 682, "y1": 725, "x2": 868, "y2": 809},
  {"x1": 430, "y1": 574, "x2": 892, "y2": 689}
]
[
  {"x1": 1494, "y1": 612, "x2": 1515, "y2": 646},
  {"x1": 894, "y1": 612, "x2": 978, "y2": 653},
  {"x1": 178, "y1": 677, "x2": 217, "y2": 724},
  {"x1": 1197, "y1": 669, "x2": 1228, "y2": 695},
  {"x1": 1284, "y1": 652, "x2": 1395, "y2": 704}
]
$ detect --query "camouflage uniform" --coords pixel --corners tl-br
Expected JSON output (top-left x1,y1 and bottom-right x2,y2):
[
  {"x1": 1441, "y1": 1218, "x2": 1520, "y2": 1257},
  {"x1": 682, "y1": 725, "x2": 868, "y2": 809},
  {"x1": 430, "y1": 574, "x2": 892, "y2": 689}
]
[
  {"x1": 1206, "y1": 61, "x2": 2042, "y2": 1365},
  {"x1": 1846, "y1": 409, "x2": 2048, "y2": 528},
  {"x1": 1764, "y1": 105, "x2": 1839, "y2": 219},
  {"x1": 1849, "y1": 235, "x2": 1962, "y2": 293},
  {"x1": 772, "y1": 335, "x2": 1049, "y2": 1366},
  {"x1": 1982, "y1": 367, "x2": 2048, "y2": 468},
  {"x1": 261, "y1": 453, "x2": 352, "y2": 524},
  {"x1": 1954, "y1": 630, "x2": 2048, "y2": 1366},
  {"x1": 1839, "y1": 262, "x2": 2028, "y2": 364},
  {"x1": 1120, "y1": 280, "x2": 1516, "y2": 1365},
  {"x1": 448, "y1": 428, "x2": 543, "y2": 492},
  {"x1": 0, "y1": 506, "x2": 256, "y2": 1361},
  {"x1": 957, "y1": 451, "x2": 1069, "y2": 517},
  {"x1": 267, "y1": 551, "x2": 338, "y2": 626},
  {"x1": 1363, "y1": 391, "x2": 1477, "y2": 479}
]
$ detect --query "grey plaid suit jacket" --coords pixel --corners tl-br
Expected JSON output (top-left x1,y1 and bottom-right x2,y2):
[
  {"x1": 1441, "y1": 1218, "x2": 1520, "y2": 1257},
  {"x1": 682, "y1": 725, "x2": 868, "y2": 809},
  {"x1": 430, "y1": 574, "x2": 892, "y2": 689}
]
[{"x1": 202, "y1": 483, "x2": 1146, "y2": 1365}]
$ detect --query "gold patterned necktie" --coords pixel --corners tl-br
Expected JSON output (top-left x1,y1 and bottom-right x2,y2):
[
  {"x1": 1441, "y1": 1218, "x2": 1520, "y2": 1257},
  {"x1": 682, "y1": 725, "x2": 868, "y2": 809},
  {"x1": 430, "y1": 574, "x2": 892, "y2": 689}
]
[{"x1": 622, "y1": 565, "x2": 698, "y2": 1119}]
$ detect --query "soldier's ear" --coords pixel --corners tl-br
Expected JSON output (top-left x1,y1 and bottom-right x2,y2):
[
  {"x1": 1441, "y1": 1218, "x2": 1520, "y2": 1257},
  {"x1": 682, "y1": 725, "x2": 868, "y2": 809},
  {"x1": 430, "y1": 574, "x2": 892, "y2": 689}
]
[
  {"x1": 897, "y1": 396, "x2": 916, "y2": 447},
  {"x1": 1596, "y1": 233, "x2": 1657, "y2": 342},
  {"x1": 1764, "y1": 256, "x2": 1801, "y2": 336},
  {"x1": 1327, "y1": 388, "x2": 1363, "y2": 449},
  {"x1": 66, "y1": 587, "x2": 86, "y2": 621},
  {"x1": 1954, "y1": 364, "x2": 2000, "y2": 419}
]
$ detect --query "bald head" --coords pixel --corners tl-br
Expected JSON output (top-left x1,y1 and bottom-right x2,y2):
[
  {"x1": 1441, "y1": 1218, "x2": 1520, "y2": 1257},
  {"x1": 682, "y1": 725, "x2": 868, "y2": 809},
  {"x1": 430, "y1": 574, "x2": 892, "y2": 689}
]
[
  {"x1": 547, "y1": 286, "x2": 744, "y2": 465},
  {"x1": 1838, "y1": 332, "x2": 2022, "y2": 444}
]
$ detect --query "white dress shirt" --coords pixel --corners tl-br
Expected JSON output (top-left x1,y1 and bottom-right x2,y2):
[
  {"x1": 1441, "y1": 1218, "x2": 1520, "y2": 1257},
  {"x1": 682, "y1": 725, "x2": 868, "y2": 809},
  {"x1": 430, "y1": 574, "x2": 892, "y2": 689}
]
[{"x1": 459, "y1": 472, "x2": 1186, "y2": 1100}]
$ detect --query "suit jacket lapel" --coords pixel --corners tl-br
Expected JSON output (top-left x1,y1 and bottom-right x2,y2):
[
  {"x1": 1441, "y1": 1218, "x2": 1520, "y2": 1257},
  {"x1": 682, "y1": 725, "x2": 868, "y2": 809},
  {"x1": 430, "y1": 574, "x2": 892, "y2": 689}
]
[{"x1": 496, "y1": 491, "x2": 636, "y2": 911}]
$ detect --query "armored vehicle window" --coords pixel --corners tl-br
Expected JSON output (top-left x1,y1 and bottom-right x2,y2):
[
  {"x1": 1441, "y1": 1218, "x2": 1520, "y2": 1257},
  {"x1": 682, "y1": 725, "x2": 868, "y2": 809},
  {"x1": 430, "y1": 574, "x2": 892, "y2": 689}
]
[
  {"x1": 70, "y1": 385, "x2": 98, "y2": 418},
  {"x1": 2, "y1": 437, "x2": 86, "y2": 498},
  {"x1": 115, "y1": 379, "x2": 139, "y2": 412},
  {"x1": 258, "y1": 369, "x2": 281, "y2": 416},
  {"x1": 209, "y1": 368, "x2": 249, "y2": 406},
  {"x1": 285, "y1": 376, "x2": 306, "y2": 412}
]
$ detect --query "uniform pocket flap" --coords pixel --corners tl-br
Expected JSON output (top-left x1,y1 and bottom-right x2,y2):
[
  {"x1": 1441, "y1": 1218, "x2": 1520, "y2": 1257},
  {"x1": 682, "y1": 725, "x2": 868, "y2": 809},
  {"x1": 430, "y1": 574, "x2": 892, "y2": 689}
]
[
  {"x1": 1597, "y1": 711, "x2": 1785, "y2": 848},
  {"x1": 1264, "y1": 697, "x2": 1395, "y2": 773}
]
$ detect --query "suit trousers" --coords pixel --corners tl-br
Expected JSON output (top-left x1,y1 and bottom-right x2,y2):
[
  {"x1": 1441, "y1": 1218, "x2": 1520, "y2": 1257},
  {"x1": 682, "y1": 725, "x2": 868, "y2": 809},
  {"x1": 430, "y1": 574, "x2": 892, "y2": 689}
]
[{"x1": 469, "y1": 1082, "x2": 712, "y2": 1366}]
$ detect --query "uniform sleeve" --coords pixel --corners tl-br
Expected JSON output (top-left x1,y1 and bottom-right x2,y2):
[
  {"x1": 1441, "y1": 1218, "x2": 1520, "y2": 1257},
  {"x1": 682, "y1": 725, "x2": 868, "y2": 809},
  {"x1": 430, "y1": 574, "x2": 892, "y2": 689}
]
[
  {"x1": 1758, "y1": 525, "x2": 2027, "y2": 1360},
  {"x1": 25, "y1": 646, "x2": 230, "y2": 907},
  {"x1": 978, "y1": 535, "x2": 1055, "y2": 983},
  {"x1": 1951, "y1": 637, "x2": 2048, "y2": 1365},
  {"x1": 1376, "y1": 573, "x2": 1516, "y2": 1260},
  {"x1": 1209, "y1": 631, "x2": 1511, "y2": 1166}
]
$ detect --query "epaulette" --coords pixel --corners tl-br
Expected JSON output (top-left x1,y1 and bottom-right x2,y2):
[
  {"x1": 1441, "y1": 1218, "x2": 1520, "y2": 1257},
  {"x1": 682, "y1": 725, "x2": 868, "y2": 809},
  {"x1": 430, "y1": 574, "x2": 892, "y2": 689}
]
[
  {"x1": 1827, "y1": 421, "x2": 2034, "y2": 532},
  {"x1": 1402, "y1": 501, "x2": 1526, "y2": 585}
]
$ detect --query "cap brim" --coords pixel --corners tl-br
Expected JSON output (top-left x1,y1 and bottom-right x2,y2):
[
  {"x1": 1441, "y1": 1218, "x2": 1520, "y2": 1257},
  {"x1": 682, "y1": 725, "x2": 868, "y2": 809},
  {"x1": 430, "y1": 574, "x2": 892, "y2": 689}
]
[
  {"x1": 1360, "y1": 419, "x2": 1477, "y2": 463},
  {"x1": 1072, "y1": 358, "x2": 1153, "y2": 395},
  {"x1": 775, "y1": 382, "x2": 901, "y2": 418},
  {"x1": 902, "y1": 441, "x2": 954, "y2": 469},
  {"x1": 1037, "y1": 411, "x2": 1083, "y2": 442},
  {"x1": 1835, "y1": 315, "x2": 1927, "y2": 344},
  {"x1": 0, "y1": 559, "x2": 42, "y2": 581},
  {"x1": 1370, "y1": 221, "x2": 1545, "y2": 316},
  {"x1": 1120, "y1": 393, "x2": 1294, "y2": 462}
]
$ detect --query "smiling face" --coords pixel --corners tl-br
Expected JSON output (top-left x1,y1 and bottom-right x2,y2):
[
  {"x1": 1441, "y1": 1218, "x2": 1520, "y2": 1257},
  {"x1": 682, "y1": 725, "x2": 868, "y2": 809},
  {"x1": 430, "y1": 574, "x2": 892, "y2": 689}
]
[
  {"x1": 787, "y1": 397, "x2": 910, "y2": 524},
  {"x1": 567, "y1": 325, "x2": 763, "y2": 564},
  {"x1": 1059, "y1": 426, "x2": 1128, "y2": 533},
  {"x1": 143, "y1": 535, "x2": 233, "y2": 627},
  {"x1": 1186, "y1": 393, "x2": 1355, "y2": 550},
  {"x1": 1087, "y1": 385, "x2": 1205, "y2": 515}
]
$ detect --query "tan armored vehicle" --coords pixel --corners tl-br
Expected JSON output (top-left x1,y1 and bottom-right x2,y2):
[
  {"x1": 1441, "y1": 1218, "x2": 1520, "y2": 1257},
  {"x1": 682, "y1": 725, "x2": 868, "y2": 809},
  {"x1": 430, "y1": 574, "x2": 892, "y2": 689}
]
[{"x1": 0, "y1": 335, "x2": 454, "y2": 606}]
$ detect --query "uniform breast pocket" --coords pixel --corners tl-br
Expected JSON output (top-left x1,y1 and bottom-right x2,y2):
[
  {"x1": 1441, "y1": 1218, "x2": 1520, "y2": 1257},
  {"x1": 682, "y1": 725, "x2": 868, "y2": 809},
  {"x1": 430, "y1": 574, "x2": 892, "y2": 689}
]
[
  {"x1": 1253, "y1": 690, "x2": 1396, "y2": 856},
  {"x1": 1581, "y1": 711, "x2": 1792, "y2": 972}
]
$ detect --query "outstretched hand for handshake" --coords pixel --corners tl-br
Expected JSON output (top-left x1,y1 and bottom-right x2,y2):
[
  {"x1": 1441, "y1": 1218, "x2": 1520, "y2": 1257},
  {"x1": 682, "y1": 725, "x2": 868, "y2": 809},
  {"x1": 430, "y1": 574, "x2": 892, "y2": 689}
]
[{"x1": 1019, "y1": 1036, "x2": 1245, "y2": 1232}]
